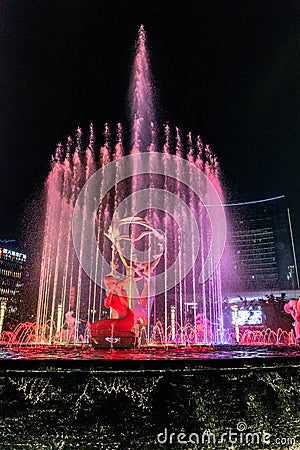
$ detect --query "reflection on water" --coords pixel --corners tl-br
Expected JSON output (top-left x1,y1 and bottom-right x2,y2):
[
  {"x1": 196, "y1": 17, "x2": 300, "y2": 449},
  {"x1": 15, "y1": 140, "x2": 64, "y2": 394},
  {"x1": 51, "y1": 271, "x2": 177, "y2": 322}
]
[{"x1": 1, "y1": 344, "x2": 300, "y2": 361}]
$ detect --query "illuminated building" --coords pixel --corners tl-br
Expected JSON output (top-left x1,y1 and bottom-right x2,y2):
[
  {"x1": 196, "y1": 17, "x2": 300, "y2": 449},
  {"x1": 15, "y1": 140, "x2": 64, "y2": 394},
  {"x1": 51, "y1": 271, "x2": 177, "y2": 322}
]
[
  {"x1": 228, "y1": 198, "x2": 299, "y2": 292},
  {"x1": 0, "y1": 246, "x2": 27, "y2": 328}
]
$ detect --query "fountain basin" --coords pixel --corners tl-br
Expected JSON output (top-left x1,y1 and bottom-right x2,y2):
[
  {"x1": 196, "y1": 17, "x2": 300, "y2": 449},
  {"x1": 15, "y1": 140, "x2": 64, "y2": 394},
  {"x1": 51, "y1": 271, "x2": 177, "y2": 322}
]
[{"x1": 1, "y1": 344, "x2": 300, "y2": 373}]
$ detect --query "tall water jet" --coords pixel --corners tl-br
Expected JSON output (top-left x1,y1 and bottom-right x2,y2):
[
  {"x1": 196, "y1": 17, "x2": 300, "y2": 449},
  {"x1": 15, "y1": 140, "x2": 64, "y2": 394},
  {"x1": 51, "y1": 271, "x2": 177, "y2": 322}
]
[
  {"x1": 130, "y1": 25, "x2": 156, "y2": 152},
  {"x1": 35, "y1": 26, "x2": 227, "y2": 345}
]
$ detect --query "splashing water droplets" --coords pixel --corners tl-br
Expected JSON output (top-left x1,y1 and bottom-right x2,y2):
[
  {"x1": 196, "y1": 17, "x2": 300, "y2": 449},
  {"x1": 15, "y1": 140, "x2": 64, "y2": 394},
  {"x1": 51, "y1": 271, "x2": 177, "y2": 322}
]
[{"x1": 31, "y1": 26, "x2": 230, "y2": 345}]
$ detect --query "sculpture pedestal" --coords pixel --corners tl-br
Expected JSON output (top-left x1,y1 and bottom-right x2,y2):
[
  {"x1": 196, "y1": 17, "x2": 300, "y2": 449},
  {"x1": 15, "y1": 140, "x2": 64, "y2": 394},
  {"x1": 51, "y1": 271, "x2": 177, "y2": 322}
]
[{"x1": 90, "y1": 330, "x2": 136, "y2": 349}]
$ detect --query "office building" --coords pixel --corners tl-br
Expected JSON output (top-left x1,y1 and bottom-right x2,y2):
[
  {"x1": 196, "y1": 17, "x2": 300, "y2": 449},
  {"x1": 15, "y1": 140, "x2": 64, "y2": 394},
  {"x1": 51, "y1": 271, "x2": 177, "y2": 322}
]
[{"x1": 227, "y1": 198, "x2": 299, "y2": 292}]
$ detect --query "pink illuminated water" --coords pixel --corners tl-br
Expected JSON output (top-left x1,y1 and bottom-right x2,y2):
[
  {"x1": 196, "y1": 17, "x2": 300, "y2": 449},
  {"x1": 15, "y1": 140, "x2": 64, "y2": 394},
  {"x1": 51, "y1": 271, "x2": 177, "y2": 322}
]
[
  {"x1": 130, "y1": 25, "x2": 156, "y2": 151},
  {"x1": 33, "y1": 26, "x2": 227, "y2": 346},
  {"x1": 2, "y1": 344, "x2": 300, "y2": 362}
]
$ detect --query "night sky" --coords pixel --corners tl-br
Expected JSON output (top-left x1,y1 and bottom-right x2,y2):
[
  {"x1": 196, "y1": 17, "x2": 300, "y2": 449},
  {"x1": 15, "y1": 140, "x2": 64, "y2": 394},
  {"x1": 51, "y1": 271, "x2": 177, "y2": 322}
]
[{"x1": 0, "y1": 1, "x2": 299, "y2": 257}]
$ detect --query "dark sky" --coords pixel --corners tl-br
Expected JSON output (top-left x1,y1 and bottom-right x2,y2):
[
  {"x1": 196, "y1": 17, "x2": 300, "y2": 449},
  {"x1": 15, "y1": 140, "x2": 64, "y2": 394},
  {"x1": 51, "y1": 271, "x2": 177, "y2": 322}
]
[{"x1": 0, "y1": 1, "x2": 299, "y2": 256}]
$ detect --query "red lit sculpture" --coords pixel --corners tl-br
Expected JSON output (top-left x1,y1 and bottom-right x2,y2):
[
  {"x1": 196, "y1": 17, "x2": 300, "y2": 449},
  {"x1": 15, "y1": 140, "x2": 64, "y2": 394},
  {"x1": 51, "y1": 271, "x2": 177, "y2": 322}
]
[{"x1": 90, "y1": 276, "x2": 135, "y2": 348}]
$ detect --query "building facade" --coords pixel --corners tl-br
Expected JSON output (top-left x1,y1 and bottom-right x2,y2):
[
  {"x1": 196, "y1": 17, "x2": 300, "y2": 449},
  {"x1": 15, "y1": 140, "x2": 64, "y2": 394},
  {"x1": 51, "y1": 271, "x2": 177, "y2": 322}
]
[
  {"x1": 0, "y1": 246, "x2": 27, "y2": 328},
  {"x1": 227, "y1": 198, "x2": 299, "y2": 292}
]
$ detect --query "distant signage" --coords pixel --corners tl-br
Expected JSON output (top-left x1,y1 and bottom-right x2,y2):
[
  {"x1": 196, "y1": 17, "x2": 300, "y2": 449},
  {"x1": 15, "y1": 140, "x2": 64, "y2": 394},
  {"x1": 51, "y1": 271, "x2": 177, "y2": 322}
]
[
  {"x1": 0, "y1": 247, "x2": 27, "y2": 262},
  {"x1": 231, "y1": 306, "x2": 263, "y2": 326}
]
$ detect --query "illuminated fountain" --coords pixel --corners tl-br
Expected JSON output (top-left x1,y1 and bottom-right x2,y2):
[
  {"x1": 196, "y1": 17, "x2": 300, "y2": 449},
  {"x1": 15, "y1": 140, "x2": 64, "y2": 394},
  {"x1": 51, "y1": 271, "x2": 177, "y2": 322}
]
[
  {"x1": 1, "y1": 25, "x2": 298, "y2": 450},
  {"x1": 2, "y1": 26, "x2": 293, "y2": 349},
  {"x1": 30, "y1": 25, "x2": 227, "y2": 346},
  {"x1": 0, "y1": 26, "x2": 296, "y2": 349}
]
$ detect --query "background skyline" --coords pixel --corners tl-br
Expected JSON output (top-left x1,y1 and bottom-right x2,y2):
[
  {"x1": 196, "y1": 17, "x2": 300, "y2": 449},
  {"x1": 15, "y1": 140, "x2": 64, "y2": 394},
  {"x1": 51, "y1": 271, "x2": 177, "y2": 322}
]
[{"x1": 0, "y1": 1, "x2": 299, "y2": 260}]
